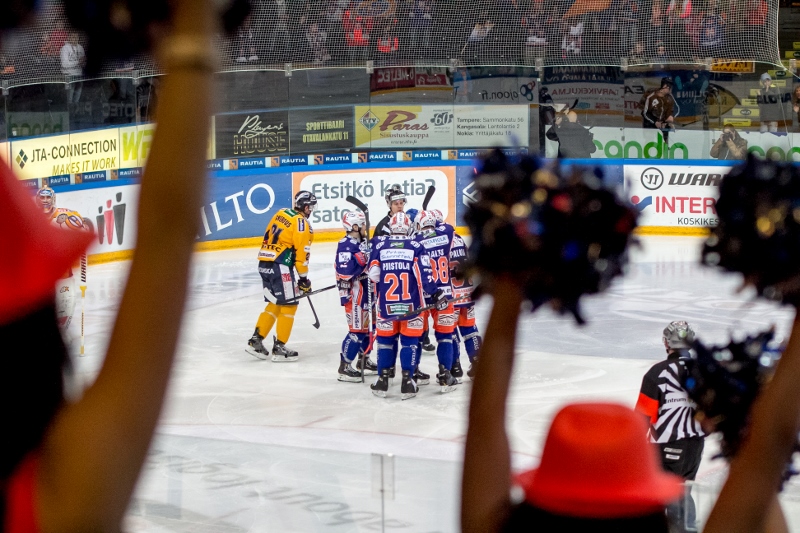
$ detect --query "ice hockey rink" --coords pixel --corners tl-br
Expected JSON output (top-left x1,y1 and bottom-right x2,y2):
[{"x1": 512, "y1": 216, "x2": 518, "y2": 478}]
[{"x1": 70, "y1": 235, "x2": 800, "y2": 533}]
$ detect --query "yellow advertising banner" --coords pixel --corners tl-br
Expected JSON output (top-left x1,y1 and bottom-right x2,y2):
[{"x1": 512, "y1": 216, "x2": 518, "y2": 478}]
[
  {"x1": 0, "y1": 142, "x2": 8, "y2": 166},
  {"x1": 120, "y1": 121, "x2": 215, "y2": 169},
  {"x1": 710, "y1": 60, "x2": 755, "y2": 73},
  {"x1": 11, "y1": 128, "x2": 120, "y2": 179}
]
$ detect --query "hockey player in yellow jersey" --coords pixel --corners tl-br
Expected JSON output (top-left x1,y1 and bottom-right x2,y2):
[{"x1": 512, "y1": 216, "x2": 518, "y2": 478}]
[
  {"x1": 35, "y1": 186, "x2": 94, "y2": 335},
  {"x1": 246, "y1": 190, "x2": 317, "y2": 361}
]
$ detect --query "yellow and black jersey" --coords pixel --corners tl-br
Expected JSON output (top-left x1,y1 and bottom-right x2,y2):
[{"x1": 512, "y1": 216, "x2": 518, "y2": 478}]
[{"x1": 257, "y1": 208, "x2": 314, "y2": 276}]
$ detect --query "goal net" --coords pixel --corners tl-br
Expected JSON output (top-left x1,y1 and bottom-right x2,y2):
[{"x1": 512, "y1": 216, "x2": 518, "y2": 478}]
[{"x1": 0, "y1": 0, "x2": 782, "y2": 87}]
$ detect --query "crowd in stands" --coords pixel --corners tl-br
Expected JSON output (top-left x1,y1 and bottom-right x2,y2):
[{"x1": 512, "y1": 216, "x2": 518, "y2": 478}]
[{"x1": 0, "y1": 0, "x2": 776, "y2": 78}]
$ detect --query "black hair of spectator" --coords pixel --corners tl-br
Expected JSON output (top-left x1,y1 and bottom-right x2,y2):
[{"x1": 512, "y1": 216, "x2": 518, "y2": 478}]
[{"x1": 503, "y1": 503, "x2": 669, "y2": 532}]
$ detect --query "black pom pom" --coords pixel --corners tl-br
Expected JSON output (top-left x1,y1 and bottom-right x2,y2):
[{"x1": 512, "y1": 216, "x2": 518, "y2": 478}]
[
  {"x1": 703, "y1": 154, "x2": 800, "y2": 306},
  {"x1": 683, "y1": 330, "x2": 780, "y2": 460},
  {"x1": 463, "y1": 149, "x2": 638, "y2": 324}
]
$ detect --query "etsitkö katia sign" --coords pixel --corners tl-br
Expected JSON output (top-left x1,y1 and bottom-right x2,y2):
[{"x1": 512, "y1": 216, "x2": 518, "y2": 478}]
[
  {"x1": 625, "y1": 164, "x2": 734, "y2": 227},
  {"x1": 292, "y1": 167, "x2": 456, "y2": 232}
]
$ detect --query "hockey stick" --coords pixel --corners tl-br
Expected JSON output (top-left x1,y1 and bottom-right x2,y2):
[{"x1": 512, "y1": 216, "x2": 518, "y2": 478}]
[
  {"x1": 79, "y1": 253, "x2": 87, "y2": 357},
  {"x1": 422, "y1": 185, "x2": 436, "y2": 210},
  {"x1": 282, "y1": 283, "x2": 337, "y2": 304},
  {"x1": 345, "y1": 194, "x2": 372, "y2": 382},
  {"x1": 307, "y1": 296, "x2": 320, "y2": 329}
]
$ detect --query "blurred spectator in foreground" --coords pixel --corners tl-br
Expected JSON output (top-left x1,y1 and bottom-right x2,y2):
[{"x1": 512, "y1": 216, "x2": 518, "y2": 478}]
[
  {"x1": 0, "y1": 0, "x2": 215, "y2": 530},
  {"x1": 757, "y1": 72, "x2": 782, "y2": 133},
  {"x1": 545, "y1": 110, "x2": 597, "y2": 158},
  {"x1": 710, "y1": 124, "x2": 747, "y2": 159},
  {"x1": 60, "y1": 32, "x2": 85, "y2": 104}
]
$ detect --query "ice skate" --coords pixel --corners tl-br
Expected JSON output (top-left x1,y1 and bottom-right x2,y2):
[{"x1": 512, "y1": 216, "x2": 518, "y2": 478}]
[
  {"x1": 271, "y1": 336, "x2": 298, "y2": 362},
  {"x1": 437, "y1": 364, "x2": 458, "y2": 393},
  {"x1": 338, "y1": 358, "x2": 362, "y2": 382},
  {"x1": 371, "y1": 369, "x2": 390, "y2": 398},
  {"x1": 414, "y1": 367, "x2": 430, "y2": 386},
  {"x1": 245, "y1": 329, "x2": 269, "y2": 360},
  {"x1": 467, "y1": 361, "x2": 476, "y2": 380},
  {"x1": 401, "y1": 370, "x2": 418, "y2": 400},
  {"x1": 451, "y1": 359, "x2": 464, "y2": 384},
  {"x1": 356, "y1": 352, "x2": 378, "y2": 376}
]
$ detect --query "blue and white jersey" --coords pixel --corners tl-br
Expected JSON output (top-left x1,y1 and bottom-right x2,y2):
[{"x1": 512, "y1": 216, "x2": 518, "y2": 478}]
[
  {"x1": 368, "y1": 235, "x2": 436, "y2": 317},
  {"x1": 449, "y1": 232, "x2": 474, "y2": 307},
  {"x1": 415, "y1": 223, "x2": 455, "y2": 297},
  {"x1": 334, "y1": 237, "x2": 369, "y2": 307}
]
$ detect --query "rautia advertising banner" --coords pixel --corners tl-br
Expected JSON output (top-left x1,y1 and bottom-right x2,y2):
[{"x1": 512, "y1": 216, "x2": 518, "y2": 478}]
[
  {"x1": 625, "y1": 164, "x2": 734, "y2": 228},
  {"x1": 215, "y1": 111, "x2": 289, "y2": 158},
  {"x1": 289, "y1": 108, "x2": 354, "y2": 154},
  {"x1": 292, "y1": 167, "x2": 456, "y2": 232},
  {"x1": 354, "y1": 105, "x2": 528, "y2": 149}
]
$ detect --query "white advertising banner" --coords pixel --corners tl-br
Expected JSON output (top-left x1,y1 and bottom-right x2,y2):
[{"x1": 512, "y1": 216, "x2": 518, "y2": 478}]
[
  {"x1": 293, "y1": 167, "x2": 456, "y2": 232},
  {"x1": 624, "y1": 164, "x2": 733, "y2": 228},
  {"x1": 354, "y1": 105, "x2": 528, "y2": 149},
  {"x1": 57, "y1": 184, "x2": 140, "y2": 254}
]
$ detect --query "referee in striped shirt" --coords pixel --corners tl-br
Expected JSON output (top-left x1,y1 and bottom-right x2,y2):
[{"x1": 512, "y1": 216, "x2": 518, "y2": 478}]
[{"x1": 636, "y1": 320, "x2": 706, "y2": 531}]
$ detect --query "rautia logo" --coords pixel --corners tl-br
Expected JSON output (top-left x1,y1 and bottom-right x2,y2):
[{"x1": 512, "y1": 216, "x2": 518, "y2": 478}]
[
  {"x1": 359, "y1": 111, "x2": 379, "y2": 131},
  {"x1": 640, "y1": 167, "x2": 664, "y2": 190},
  {"x1": 96, "y1": 192, "x2": 127, "y2": 246}
]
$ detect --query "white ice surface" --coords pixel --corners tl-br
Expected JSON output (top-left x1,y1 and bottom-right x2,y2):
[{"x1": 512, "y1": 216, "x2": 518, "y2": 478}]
[{"x1": 68, "y1": 236, "x2": 800, "y2": 532}]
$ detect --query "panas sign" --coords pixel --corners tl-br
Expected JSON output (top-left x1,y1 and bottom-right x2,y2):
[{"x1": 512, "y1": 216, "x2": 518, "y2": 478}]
[
  {"x1": 293, "y1": 168, "x2": 456, "y2": 232},
  {"x1": 354, "y1": 105, "x2": 528, "y2": 149},
  {"x1": 625, "y1": 164, "x2": 733, "y2": 228}
]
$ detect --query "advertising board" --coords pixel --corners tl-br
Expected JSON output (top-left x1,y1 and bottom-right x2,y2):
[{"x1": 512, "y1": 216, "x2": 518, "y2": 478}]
[
  {"x1": 289, "y1": 107, "x2": 354, "y2": 154},
  {"x1": 292, "y1": 167, "x2": 456, "y2": 233},
  {"x1": 57, "y1": 184, "x2": 140, "y2": 254},
  {"x1": 11, "y1": 128, "x2": 120, "y2": 179},
  {"x1": 215, "y1": 111, "x2": 289, "y2": 158}
]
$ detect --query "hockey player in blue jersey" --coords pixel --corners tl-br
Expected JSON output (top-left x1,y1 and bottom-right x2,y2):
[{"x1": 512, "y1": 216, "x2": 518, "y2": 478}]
[
  {"x1": 407, "y1": 207, "x2": 437, "y2": 354},
  {"x1": 335, "y1": 210, "x2": 378, "y2": 382},
  {"x1": 415, "y1": 210, "x2": 459, "y2": 393},
  {"x1": 368, "y1": 212, "x2": 444, "y2": 399},
  {"x1": 449, "y1": 231, "x2": 481, "y2": 381}
]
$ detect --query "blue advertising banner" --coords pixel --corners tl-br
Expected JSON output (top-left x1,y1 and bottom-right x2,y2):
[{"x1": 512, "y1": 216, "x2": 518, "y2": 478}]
[
  {"x1": 198, "y1": 171, "x2": 293, "y2": 242},
  {"x1": 79, "y1": 171, "x2": 107, "y2": 183},
  {"x1": 47, "y1": 175, "x2": 71, "y2": 187}
]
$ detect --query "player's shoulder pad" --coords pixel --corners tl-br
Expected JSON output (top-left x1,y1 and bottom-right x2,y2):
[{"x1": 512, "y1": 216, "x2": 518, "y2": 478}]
[{"x1": 338, "y1": 237, "x2": 348, "y2": 243}]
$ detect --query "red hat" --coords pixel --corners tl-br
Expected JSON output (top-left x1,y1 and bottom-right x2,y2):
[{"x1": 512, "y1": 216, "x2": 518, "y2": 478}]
[
  {"x1": 0, "y1": 162, "x2": 93, "y2": 325},
  {"x1": 516, "y1": 403, "x2": 684, "y2": 518}
]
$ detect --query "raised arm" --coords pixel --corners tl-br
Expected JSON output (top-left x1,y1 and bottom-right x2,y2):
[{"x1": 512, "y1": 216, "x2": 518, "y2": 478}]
[
  {"x1": 36, "y1": 2, "x2": 216, "y2": 531},
  {"x1": 461, "y1": 278, "x2": 524, "y2": 533},
  {"x1": 705, "y1": 313, "x2": 800, "y2": 533}
]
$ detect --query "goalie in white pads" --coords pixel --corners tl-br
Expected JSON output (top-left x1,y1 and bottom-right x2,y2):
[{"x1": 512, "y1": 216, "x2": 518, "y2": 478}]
[
  {"x1": 35, "y1": 186, "x2": 93, "y2": 338},
  {"x1": 335, "y1": 210, "x2": 378, "y2": 381}
]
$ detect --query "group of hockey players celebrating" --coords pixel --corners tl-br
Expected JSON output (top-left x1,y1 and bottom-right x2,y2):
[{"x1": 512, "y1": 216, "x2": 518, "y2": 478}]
[{"x1": 245, "y1": 183, "x2": 482, "y2": 401}]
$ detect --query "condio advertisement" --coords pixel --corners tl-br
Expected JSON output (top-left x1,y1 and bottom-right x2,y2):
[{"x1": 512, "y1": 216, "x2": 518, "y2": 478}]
[
  {"x1": 11, "y1": 128, "x2": 120, "y2": 179},
  {"x1": 625, "y1": 164, "x2": 734, "y2": 227},
  {"x1": 292, "y1": 167, "x2": 456, "y2": 233},
  {"x1": 57, "y1": 184, "x2": 140, "y2": 254}
]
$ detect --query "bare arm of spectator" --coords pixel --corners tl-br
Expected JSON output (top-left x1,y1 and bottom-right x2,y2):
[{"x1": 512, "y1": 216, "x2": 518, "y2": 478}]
[
  {"x1": 704, "y1": 313, "x2": 800, "y2": 533},
  {"x1": 710, "y1": 136, "x2": 723, "y2": 158},
  {"x1": 35, "y1": 1, "x2": 215, "y2": 531},
  {"x1": 461, "y1": 278, "x2": 524, "y2": 533},
  {"x1": 726, "y1": 138, "x2": 746, "y2": 159}
]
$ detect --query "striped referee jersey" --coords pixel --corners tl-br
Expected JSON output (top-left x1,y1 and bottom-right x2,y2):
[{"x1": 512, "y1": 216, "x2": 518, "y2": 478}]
[{"x1": 635, "y1": 350, "x2": 706, "y2": 443}]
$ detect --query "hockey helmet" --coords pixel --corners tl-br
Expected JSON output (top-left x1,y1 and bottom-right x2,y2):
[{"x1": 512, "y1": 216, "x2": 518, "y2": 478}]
[
  {"x1": 417, "y1": 210, "x2": 437, "y2": 230},
  {"x1": 660, "y1": 76, "x2": 674, "y2": 89},
  {"x1": 342, "y1": 210, "x2": 366, "y2": 233},
  {"x1": 405, "y1": 208, "x2": 419, "y2": 225},
  {"x1": 388, "y1": 212, "x2": 412, "y2": 235},
  {"x1": 663, "y1": 320, "x2": 695, "y2": 350},
  {"x1": 431, "y1": 209, "x2": 444, "y2": 223},
  {"x1": 385, "y1": 184, "x2": 407, "y2": 207},
  {"x1": 294, "y1": 190, "x2": 317, "y2": 212},
  {"x1": 36, "y1": 186, "x2": 56, "y2": 214}
]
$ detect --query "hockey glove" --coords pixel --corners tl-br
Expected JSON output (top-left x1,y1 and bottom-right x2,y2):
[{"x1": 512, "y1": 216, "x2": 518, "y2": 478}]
[
  {"x1": 298, "y1": 277, "x2": 312, "y2": 294},
  {"x1": 432, "y1": 289, "x2": 448, "y2": 311},
  {"x1": 354, "y1": 251, "x2": 367, "y2": 266}
]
